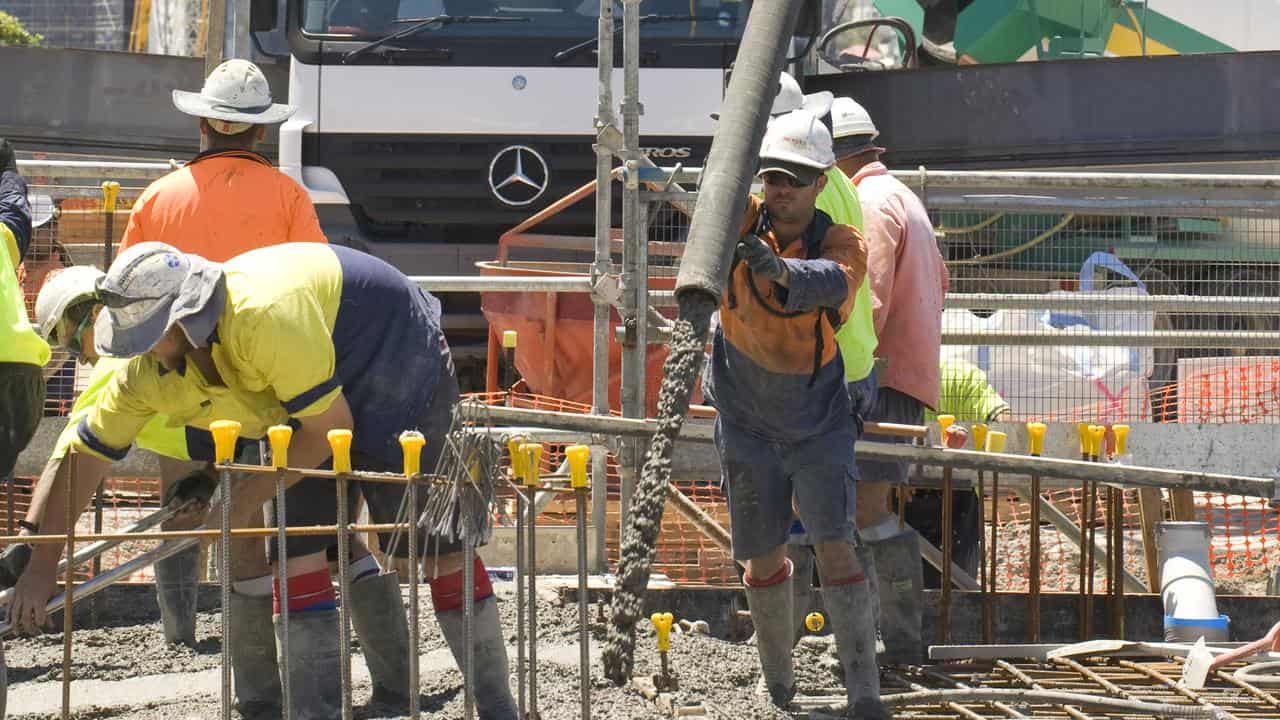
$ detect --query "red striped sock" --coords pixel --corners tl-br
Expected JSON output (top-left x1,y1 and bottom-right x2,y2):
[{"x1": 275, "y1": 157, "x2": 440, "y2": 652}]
[
  {"x1": 428, "y1": 557, "x2": 494, "y2": 613},
  {"x1": 273, "y1": 569, "x2": 337, "y2": 614}
]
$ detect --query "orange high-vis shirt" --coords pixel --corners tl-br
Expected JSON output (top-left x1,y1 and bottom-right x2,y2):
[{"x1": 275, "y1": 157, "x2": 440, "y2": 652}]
[{"x1": 120, "y1": 150, "x2": 327, "y2": 262}]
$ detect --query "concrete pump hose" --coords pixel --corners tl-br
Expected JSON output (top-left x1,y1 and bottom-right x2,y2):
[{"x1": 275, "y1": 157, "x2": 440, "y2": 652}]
[
  {"x1": 1234, "y1": 661, "x2": 1280, "y2": 687},
  {"x1": 672, "y1": 1, "x2": 804, "y2": 304}
]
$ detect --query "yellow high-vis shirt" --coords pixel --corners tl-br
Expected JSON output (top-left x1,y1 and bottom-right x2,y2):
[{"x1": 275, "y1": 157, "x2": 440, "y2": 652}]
[{"x1": 1, "y1": 224, "x2": 50, "y2": 367}]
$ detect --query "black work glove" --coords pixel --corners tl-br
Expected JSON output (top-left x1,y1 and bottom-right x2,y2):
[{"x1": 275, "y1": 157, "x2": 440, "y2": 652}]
[
  {"x1": 0, "y1": 542, "x2": 32, "y2": 590},
  {"x1": 736, "y1": 233, "x2": 786, "y2": 281},
  {"x1": 0, "y1": 139, "x2": 16, "y2": 175},
  {"x1": 164, "y1": 464, "x2": 219, "y2": 520}
]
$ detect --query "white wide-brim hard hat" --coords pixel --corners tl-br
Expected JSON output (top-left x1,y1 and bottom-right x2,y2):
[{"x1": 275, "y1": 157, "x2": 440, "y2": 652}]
[
  {"x1": 94, "y1": 242, "x2": 225, "y2": 357},
  {"x1": 172, "y1": 58, "x2": 296, "y2": 125}
]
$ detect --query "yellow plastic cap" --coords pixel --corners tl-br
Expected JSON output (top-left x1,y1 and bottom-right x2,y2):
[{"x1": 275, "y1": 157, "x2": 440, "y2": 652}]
[
  {"x1": 936, "y1": 414, "x2": 956, "y2": 436},
  {"x1": 507, "y1": 437, "x2": 527, "y2": 478},
  {"x1": 566, "y1": 444, "x2": 590, "y2": 489},
  {"x1": 522, "y1": 443, "x2": 543, "y2": 487},
  {"x1": 651, "y1": 612, "x2": 674, "y2": 651},
  {"x1": 1113, "y1": 424, "x2": 1130, "y2": 456},
  {"x1": 971, "y1": 424, "x2": 989, "y2": 454},
  {"x1": 1076, "y1": 422, "x2": 1090, "y2": 454},
  {"x1": 209, "y1": 420, "x2": 242, "y2": 464},
  {"x1": 327, "y1": 429, "x2": 353, "y2": 473},
  {"x1": 502, "y1": 330, "x2": 518, "y2": 349},
  {"x1": 805, "y1": 611, "x2": 825, "y2": 633},
  {"x1": 267, "y1": 425, "x2": 293, "y2": 469},
  {"x1": 101, "y1": 180, "x2": 120, "y2": 211},
  {"x1": 399, "y1": 431, "x2": 426, "y2": 477},
  {"x1": 1026, "y1": 422, "x2": 1047, "y2": 457},
  {"x1": 985, "y1": 430, "x2": 1007, "y2": 454},
  {"x1": 1088, "y1": 425, "x2": 1105, "y2": 457}
]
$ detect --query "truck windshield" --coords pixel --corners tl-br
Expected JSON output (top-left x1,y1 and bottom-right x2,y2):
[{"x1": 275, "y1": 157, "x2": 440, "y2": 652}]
[{"x1": 300, "y1": 0, "x2": 750, "y2": 42}]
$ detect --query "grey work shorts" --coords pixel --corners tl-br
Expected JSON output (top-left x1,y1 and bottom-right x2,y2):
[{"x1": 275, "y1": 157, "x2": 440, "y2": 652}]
[
  {"x1": 717, "y1": 417, "x2": 858, "y2": 562},
  {"x1": 854, "y1": 385, "x2": 925, "y2": 485}
]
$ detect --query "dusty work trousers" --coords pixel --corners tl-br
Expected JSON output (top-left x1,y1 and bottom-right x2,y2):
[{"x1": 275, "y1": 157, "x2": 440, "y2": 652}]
[{"x1": 0, "y1": 363, "x2": 44, "y2": 478}]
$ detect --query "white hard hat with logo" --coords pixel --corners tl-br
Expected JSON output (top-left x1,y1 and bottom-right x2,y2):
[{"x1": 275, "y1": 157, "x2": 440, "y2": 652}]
[
  {"x1": 172, "y1": 59, "x2": 296, "y2": 135},
  {"x1": 710, "y1": 72, "x2": 834, "y2": 121},
  {"x1": 830, "y1": 96, "x2": 885, "y2": 158},
  {"x1": 831, "y1": 97, "x2": 878, "y2": 139},
  {"x1": 757, "y1": 109, "x2": 835, "y2": 185},
  {"x1": 35, "y1": 264, "x2": 104, "y2": 341}
]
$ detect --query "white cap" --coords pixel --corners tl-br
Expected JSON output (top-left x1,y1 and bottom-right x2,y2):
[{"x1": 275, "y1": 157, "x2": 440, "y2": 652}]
[
  {"x1": 831, "y1": 97, "x2": 879, "y2": 139},
  {"x1": 758, "y1": 109, "x2": 835, "y2": 182},
  {"x1": 710, "y1": 72, "x2": 834, "y2": 121},
  {"x1": 172, "y1": 59, "x2": 296, "y2": 133},
  {"x1": 35, "y1": 264, "x2": 104, "y2": 342}
]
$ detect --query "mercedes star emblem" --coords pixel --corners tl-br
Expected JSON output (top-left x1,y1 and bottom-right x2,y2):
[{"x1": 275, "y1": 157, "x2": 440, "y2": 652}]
[{"x1": 488, "y1": 145, "x2": 549, "y2": 207}]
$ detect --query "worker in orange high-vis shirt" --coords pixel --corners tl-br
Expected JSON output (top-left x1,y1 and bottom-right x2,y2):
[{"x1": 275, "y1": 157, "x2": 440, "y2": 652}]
[{"x1": 120, "y1": 58, "x2": 326, "y2": 261}]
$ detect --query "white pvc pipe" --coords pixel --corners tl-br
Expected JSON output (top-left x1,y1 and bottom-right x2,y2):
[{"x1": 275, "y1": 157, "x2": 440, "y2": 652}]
[{"x1": 1157, "y1": 521, "x2": 1227, "y2": 641}]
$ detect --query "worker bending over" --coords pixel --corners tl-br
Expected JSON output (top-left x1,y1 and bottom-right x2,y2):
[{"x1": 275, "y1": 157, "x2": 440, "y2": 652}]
[
  {"x1": 704, "y1": 110, "x2": 885, "y2": 718},
  {"x1": 8, "y1": 242, "x2": 517, "y2": 719}
]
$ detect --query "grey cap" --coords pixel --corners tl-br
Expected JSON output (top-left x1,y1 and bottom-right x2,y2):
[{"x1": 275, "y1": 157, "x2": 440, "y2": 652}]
[{"x1": 94, "y1": 242, "x2": 225, "y2": 357}]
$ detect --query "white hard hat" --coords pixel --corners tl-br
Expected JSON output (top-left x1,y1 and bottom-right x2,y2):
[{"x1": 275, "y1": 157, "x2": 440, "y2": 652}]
[
  {"x1": 35, "y1": 264, "x2": 104, "y2": 341},
  {"x1": 710, "y1": 72, "x2": 834, "y2": 121},
  {"x1": 831, "y1": 97, "x2": 878, "y2": 139},
  {"x1": 758, "y1": 110, "x2": 835, "y2": 184},
  {"x1": 172, "y1": 59, "x2": 296, "y2": 133},
  {"x1": 94, "y1": 242, "x2": 224, "y2": 357}
]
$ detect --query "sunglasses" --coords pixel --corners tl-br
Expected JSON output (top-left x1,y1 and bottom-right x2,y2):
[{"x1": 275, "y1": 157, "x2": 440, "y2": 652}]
[
  {"x1": 53, "y1": 310, "x2": 94, "y2": 359},
  {"x1": 761, "y1": 171, "x2": 815, "y2": 189}
]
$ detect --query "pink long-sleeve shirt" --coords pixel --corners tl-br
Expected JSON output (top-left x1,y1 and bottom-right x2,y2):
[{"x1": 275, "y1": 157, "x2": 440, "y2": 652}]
[{"x1": 850, "y1": 161, "x2": 948, "y2": 409}]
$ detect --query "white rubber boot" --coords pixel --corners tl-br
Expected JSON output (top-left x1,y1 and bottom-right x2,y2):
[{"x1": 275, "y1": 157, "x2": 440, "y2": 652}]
[
  {"x1": 228, "y1": 592, "x2": 282, "y2": 720},
  {"x1": 348, "y1": 572, "x2": 412, "y2": 706},
  {"x1": 866, "y1": 527, "x2": 924, "y2": 664},
  {"x1": 155, "y1": 544, "x2": 200, "y2": 647},
  {"x1": 821, "y1": 578, "x2": 889, "y2": 719},
  {"x1": 274, "y1": 608, "x2": 342, "y2": 720},
  {"x1": 744, "y1": 560, "x2": 796, "y2": 708},
  {"x1": 436, "y1": 596, "x2": 518, "y2": 720}
]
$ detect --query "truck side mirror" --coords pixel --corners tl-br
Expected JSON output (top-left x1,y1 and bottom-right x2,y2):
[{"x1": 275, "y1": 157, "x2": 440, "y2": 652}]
[{"x1": 250, "y1": 0, "x2": 278, "y2": 32}]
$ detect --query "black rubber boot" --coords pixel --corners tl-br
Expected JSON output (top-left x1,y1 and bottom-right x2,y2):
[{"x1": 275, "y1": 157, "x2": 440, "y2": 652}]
[
  {"x1": 228, "y1": 592, "x2": 282, "y2": 719},
  {"x1": 348, "y1": 572, "x2": 412, "y2": 707},
  {"x1": 0, "y1": 542, "x2": 31, "y2": 589},
  {"x1": 275, "y1": 607, "x2": 342, "y2": 720},
  {"x1": 437, "y1": 596, "x2": 518, "y2": 720},
  {"x1": 155, "y1": 544, "x2": 200, "y2": 646}
]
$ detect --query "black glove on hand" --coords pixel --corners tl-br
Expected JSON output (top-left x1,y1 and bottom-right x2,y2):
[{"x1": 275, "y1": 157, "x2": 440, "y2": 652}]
[
  {"x1": 0, "y1": 542, "x2": 32, "y2": 590},
  {"x1": 0, "y1": 139, "x2": 16, "y2": 175},
  {"x1": 736, "y1": 233, "x2": 786, "y2": 281},
  {"x1": 164, "y1": 464, "x2": 219, "y2": 516}
]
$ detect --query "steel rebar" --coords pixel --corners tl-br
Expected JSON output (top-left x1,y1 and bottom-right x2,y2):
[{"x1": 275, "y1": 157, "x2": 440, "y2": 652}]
[
  {"x1": 941, "y1": 464, "x2": 953, "y2": 644},
  {"x1": 219, "y1": 466, "x2": 232, "y2": 720},
  {"x1": 61, "y1": 456, "x2": 75, "y2": 720},
  {"x1": 337, "y1": 476, "x2": 353, "y2": 720},
  {"x1": 1029, "y1": 474, "x2": 1041, "y2": 643},
  {"x1": 527, "y1": 480, "x2": 540, "y2": 719},
  {"x1": 408, "y1": 475, "x2": 421, "y2": 719},
  {"x1": 515, "y1": 482, "x2": 527, "y2": 717},
  {"x1": 275, "y1": 469, "x2": 291, "y2": 720},
  {"x1": 576, "y1": 484, "x2": 591, "y2": 720},
  {"x1": 463, "y1": 536, "x2": 476, "y2": 720}
]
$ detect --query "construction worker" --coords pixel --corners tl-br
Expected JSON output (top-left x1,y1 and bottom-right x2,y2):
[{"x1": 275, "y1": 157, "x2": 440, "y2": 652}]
[
  {"x1": 833, "y1": 96, "x2": 949, "y2": 664},
  {"x1": 121, "y1": 57, "x2": 326, "y2": 258},
  {"x1": 705, "y1": 110, "x2": 884, "y2": 718},
  {"x1": 8, "y1": 241, "x2": 516, "y2": 719},
  {"x1": 0, "y1": 138, "x2": 50, "y2": 503}
]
